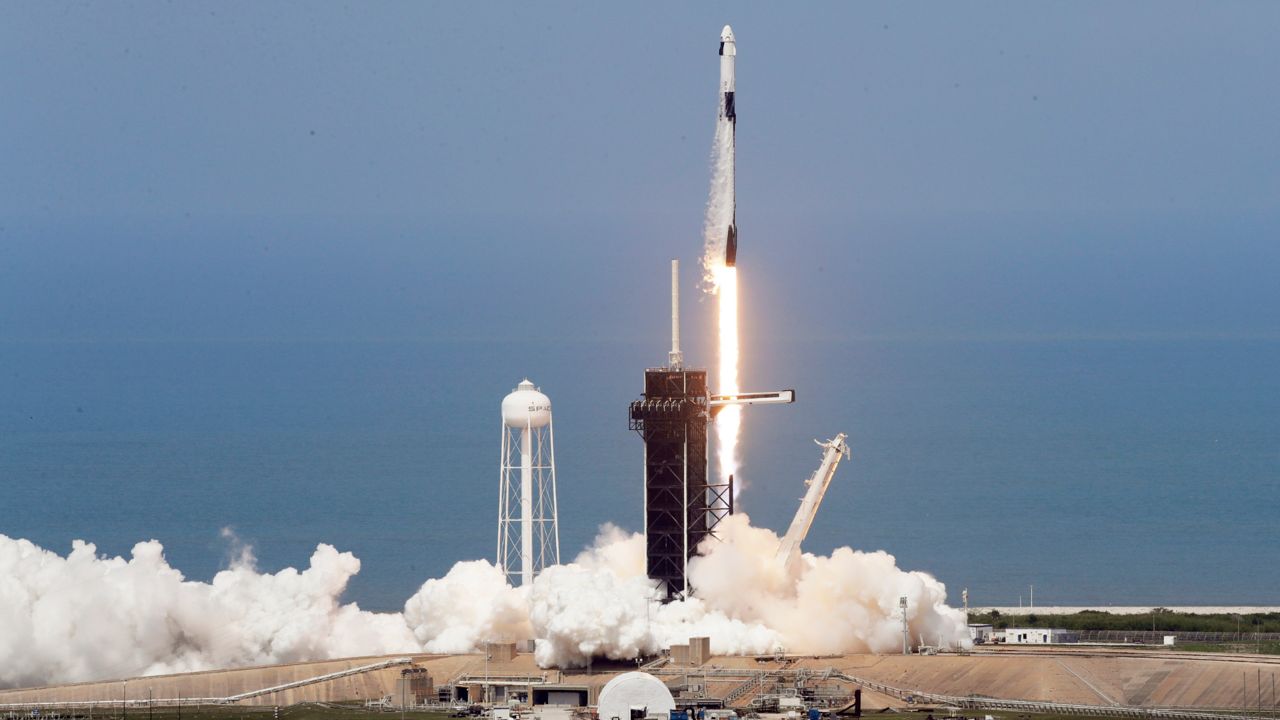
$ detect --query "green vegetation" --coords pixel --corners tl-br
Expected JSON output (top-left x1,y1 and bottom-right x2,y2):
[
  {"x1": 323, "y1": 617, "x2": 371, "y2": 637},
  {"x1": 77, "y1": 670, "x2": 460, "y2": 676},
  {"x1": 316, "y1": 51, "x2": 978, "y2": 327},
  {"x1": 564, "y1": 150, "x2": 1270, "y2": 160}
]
[
  {"x1": 1178, "y1": 641, "x2": 1280, "y2": 655},
  {"x1": 968, "y1": 609, "x2": 1280, "y2": 634},
  {"x1": 281, "y1": 706, "x2": 450, "y2": 720}
]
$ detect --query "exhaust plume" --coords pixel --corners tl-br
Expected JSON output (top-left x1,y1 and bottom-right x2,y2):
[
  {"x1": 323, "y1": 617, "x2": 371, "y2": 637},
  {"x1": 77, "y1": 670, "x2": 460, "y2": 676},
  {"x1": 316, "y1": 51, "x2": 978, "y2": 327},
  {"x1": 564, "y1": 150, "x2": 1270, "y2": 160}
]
[
  {"x1": 0, "y1": 535, "x2": 413, "y2": 689},
  {"x1": 0, "y1": 518, "x2": 967, "y2": 688}
]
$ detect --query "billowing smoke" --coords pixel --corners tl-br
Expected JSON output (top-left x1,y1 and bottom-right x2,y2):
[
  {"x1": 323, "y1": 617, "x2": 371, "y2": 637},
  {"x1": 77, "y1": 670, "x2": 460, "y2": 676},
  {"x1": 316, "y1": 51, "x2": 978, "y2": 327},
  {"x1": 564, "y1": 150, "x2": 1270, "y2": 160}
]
[
  {"x1": 0, "y1": 533, "x2": 413, "y2": 689},
  {"x1": 525, "y1": 516, "x2": 966, "y2": 667},
  {"x1": 403, "y1": 560, "x2": 530, "y2": 652},
  {"x1": 0, "y1": 517, "x2": 966, "y2": 688}
]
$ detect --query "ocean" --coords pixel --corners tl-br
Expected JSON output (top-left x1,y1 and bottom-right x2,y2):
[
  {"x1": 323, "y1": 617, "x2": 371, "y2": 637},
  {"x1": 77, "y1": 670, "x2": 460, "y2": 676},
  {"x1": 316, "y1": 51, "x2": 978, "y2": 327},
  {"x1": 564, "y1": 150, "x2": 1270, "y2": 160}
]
[{"x1": 2, "y1": 335, "x2": 1277, "y2": 611}]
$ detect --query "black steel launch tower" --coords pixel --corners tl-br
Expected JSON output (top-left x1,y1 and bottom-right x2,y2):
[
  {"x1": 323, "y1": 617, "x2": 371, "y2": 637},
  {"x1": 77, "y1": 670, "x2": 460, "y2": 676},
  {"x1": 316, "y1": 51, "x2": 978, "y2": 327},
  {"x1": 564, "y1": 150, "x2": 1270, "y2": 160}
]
[{"x1": 629, "y1": 367, "x2": 714, "y2": 599}]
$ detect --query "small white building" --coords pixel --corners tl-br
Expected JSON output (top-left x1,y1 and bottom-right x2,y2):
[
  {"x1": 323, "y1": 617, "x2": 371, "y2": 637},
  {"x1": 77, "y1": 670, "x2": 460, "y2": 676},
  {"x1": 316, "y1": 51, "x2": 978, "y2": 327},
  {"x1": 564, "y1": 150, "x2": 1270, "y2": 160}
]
[
  {"x1": 968, "y1": 624, "x2": 995, "y2": 644},
  {"x1": 1003, "y1": 628, "x2": 1079, "y2": 644}
]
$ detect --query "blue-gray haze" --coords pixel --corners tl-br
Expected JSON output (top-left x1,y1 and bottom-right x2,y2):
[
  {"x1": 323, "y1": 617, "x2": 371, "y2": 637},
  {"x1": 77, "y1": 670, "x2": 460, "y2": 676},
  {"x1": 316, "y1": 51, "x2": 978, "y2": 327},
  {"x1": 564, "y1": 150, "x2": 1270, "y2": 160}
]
[{"x1": 2, "y1": 3, "x2": 1278, "y2": 611}]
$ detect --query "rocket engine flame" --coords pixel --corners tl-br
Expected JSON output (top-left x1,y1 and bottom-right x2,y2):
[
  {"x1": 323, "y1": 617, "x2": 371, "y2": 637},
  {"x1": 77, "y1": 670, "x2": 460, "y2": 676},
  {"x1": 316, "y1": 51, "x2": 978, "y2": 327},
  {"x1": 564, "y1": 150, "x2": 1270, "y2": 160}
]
[{"x1": 713, "y1": 265, "x2": 740, "y2": 485}]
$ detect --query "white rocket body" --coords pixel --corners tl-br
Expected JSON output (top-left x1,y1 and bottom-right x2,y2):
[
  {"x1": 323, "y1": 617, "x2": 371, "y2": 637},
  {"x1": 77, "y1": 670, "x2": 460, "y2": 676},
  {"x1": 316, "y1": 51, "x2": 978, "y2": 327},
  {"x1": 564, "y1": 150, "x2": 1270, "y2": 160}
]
[
  {"x1": 719, "y1": 26, "x2": 736, "y2": 110},
  {"x1": 719, "y1": 25, "x2": 738, "y2": 267}
]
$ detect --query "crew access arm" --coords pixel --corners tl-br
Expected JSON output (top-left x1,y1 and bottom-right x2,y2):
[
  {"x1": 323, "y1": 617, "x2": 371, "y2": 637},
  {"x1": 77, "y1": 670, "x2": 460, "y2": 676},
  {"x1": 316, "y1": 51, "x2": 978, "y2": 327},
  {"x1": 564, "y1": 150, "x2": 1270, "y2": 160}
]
[{"x1": 776, "y1": 433, "x2": 849, "y2": 570}]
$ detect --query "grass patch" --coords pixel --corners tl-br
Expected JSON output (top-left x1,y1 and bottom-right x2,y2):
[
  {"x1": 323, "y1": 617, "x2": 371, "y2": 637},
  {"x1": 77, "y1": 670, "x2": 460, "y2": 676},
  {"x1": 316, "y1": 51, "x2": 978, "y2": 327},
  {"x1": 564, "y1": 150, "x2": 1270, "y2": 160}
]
[{"x1": 967, "y1": 610, "x2": 1280, "y2": 634}]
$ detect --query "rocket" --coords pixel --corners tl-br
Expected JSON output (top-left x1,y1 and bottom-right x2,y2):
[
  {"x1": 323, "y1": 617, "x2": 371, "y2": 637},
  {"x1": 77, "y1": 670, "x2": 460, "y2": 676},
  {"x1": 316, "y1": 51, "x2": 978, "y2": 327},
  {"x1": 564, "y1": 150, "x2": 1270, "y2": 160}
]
[{"x1": 719, "y1": 25, "x2": 738, "y2": 267}]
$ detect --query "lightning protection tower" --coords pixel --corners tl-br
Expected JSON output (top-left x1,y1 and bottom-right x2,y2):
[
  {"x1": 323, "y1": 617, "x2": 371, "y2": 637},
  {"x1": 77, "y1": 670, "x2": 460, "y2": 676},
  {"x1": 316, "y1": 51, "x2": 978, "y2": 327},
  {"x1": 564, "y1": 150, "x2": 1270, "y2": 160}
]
[{"x1": 498, "y1": 379, "x2": 560, "y2": 586}]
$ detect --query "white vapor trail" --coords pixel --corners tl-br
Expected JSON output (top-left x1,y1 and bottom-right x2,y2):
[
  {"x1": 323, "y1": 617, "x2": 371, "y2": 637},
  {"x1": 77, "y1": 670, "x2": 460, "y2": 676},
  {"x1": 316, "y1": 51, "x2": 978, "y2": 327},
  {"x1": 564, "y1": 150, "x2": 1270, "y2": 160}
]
[{"x1": 701, "y1": 106, "x2": 736, "y2": 289}]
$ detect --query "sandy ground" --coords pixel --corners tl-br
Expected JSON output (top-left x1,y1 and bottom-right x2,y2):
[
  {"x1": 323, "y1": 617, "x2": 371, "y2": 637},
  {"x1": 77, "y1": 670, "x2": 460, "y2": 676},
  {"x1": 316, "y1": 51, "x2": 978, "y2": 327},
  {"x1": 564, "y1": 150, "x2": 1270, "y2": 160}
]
[{"x1": 2, "y1": 648, "x2": 1278, "y2": 711}]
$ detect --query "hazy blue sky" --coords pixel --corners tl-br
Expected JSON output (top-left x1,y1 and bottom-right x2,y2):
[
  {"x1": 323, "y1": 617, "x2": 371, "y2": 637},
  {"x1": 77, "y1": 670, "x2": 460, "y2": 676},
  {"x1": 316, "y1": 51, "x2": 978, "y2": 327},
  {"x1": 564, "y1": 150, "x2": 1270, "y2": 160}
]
[
  {"x1": 3, "y1": 2, "x2": 1278, "y2": 344},
  {"x1": 3, "y1": 3, "x2": 1280, "y2": 607}
]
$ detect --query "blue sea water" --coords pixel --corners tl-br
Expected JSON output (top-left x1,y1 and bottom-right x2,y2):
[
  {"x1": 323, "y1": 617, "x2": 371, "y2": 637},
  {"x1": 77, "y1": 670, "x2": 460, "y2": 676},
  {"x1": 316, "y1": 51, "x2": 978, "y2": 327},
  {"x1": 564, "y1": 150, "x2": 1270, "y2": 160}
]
[{"x1": 3, "y1": 335, "x2": 1277, "y2": 611}]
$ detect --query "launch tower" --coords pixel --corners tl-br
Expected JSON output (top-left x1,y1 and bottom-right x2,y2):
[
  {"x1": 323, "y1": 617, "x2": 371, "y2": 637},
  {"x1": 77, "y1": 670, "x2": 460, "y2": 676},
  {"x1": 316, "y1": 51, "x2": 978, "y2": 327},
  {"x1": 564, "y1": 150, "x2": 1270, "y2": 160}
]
[
  {"x1": 631, "y1": 261, "x2": 792, "y2": 599},
  {"x1": 630, "y1": 262, "x2": 719, "y2": 599},
  {"x1": 630, "y1": 366, "x2": 713, "y2": 599}
]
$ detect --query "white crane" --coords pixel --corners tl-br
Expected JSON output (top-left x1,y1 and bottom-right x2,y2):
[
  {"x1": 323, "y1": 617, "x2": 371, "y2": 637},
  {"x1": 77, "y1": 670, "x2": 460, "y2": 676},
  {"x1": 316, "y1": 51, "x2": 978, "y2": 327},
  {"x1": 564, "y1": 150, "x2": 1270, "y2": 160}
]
[{"x1": 775, "y1": 433, "x2": 849, "y2": 570}]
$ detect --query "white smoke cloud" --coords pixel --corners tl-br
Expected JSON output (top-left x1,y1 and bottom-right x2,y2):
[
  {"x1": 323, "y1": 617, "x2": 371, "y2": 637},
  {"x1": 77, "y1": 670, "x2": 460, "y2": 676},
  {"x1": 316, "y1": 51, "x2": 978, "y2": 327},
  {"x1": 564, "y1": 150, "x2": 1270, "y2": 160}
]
[
  {"x1": 528, "y1": 561, "x2": 660, "y2": 667},
  {"x1": 0, "y1": 535, "x2": 414, "y2": 689},
  {"x1": 0, "y1": 517, "x2": 966, "y2": 688},
  {"x1": 403, "y1": 560, "x2": 530, "y2": 652},
  {"x1": 689, "y1": 516, "x2": 966, "y2": 654},
  {"x1": 523, "y1": 515, "x2": 966, "y2": 668}
]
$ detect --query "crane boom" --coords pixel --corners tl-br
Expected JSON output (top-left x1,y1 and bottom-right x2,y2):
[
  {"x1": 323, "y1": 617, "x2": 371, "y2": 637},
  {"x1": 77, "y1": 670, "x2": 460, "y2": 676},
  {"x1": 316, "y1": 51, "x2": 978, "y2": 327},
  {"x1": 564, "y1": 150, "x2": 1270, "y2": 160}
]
[{"x1": 776, "y1": 433, "x2": 849, "y2": 570}]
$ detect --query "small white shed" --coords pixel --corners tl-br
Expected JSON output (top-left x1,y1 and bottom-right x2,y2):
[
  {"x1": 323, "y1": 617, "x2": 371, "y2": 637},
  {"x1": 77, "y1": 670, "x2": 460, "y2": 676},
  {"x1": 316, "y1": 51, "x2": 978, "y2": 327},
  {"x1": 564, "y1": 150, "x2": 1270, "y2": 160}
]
[
  {"x1": 968, "y1": 624, "x2": 995, "y2": 643},
  {"x1": 1003, "y1": 628, "x2": 1079, "y2": 644}
]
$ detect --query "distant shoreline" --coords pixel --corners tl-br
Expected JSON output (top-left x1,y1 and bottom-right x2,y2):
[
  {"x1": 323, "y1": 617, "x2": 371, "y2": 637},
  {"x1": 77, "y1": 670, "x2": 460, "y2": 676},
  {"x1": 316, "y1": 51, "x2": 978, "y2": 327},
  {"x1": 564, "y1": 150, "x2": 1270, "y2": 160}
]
[{"x1": 971, "y1": 606, "x2": 1280, "y2": 615}]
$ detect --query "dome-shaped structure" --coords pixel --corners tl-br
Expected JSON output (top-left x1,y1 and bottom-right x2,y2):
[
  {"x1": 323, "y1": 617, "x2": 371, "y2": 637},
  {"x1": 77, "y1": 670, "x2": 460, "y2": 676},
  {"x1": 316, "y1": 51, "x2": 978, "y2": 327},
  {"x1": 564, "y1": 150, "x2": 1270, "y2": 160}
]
[
  {"x1": 502, "y1": 379, "x2": 552, "y2": 428},
  {"x1": 597, "y1": 672, "x2": 675, "y2": 720}
]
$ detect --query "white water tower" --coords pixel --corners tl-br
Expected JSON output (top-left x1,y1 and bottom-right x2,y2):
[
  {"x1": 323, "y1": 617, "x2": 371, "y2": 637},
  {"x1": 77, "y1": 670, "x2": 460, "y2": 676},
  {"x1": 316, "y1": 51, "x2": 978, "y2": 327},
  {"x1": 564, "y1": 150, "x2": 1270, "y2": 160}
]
[{"x1": 497, "y1": 379, "x2": 560, "y2": 586}]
